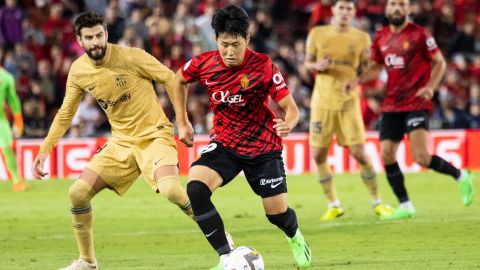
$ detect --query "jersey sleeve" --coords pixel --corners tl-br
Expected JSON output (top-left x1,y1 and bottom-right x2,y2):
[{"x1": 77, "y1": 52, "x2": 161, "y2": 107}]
[
  {"x1": 371, "y1": 32, "x2": 384, "y2": 64},
  {"x1": 5, "y1": 73, "x2": 21, "y2": 115},
  {"x1": 40, "y1": 72, "x2": 84, "y2": 154},
  {"x1": 305, "y1": 27, "x2": 319, "y2": 58},
  {"x1": 266, "y1": 60, "x2": 290, "y2": 102},
  {"x1": 180, "y1": 55, "x2": 202, "y2": 83},
  {"x1": 130, "y1": 48, "x2": 176, "y2": 101},
  {"x1": 421, "y1": 29, "x2": 440, "y2": 60}
]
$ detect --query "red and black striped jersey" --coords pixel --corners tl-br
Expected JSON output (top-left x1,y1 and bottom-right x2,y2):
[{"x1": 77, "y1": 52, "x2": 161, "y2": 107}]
[
  {"x1": 181, "y1": 49, "x2": 291, "y2": 157},
  {"x1": 372, "y1": 23, "x2": 440, "y2": 112}
]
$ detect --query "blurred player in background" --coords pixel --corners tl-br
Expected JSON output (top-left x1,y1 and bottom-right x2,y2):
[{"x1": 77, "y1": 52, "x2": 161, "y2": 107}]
[
  {"x1": 0, "y1": 60, "x2": 25, "y2": 192},
  {"x1": 31, "y1": 12, "x2": 193, "y2": 270},
  {"x1": 349, "y1": 0, "x2": 475, "y2": 220},
  {"x1": 174, "y1": 5, "x2": 311, "y2": 269},
  {"x1": 305, "y1": 0, "x2": 393, "y2": 221}
]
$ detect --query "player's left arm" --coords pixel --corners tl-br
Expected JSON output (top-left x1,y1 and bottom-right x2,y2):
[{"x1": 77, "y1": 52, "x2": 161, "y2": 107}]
[
  {"x1": 131, "y1": 48, "x2": 176, "y2": 102},
  {"x1": 415, "y1": 32, "x2": 447, "y2": 100},
  {"x1": 273, "y1": 94, "x2": 299, "y2": 137},
  {"x1": 5, "y1": 73, "x2": 23, "y2": 137}
]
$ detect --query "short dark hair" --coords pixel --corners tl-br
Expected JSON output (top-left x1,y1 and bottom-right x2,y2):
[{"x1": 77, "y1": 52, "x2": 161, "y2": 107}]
[
  {"x1": 332, "y1": 0, "x2": 355, "y2": 5},
  {"x1": 74, "y1": 11, "x2": 106, "y2": 37},
  {"x1": 211, "y1": 5, "x2": 250, "y2": 39}
]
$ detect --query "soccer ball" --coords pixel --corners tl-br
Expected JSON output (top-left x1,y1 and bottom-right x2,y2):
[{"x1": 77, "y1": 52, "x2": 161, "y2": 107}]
[{"x1": 223, "y1": 246, "x2": 264, "y2": 270}]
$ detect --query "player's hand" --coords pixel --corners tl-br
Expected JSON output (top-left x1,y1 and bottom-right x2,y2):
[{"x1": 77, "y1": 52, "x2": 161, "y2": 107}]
[
  {"x1": 311, "y1": 57, "x2": 332, "y2": 72},
  {"x1": 273, "y1": 119, "x2": 293, "y2": 137},
  {"x1": 178, "y1": 122, "x2": 195, "y2": 147},
  {"x1": 343, "y1": 79, "x2": 358, "y2": 95},
  {"x1": 32, "y1": 153, "x2": 49, "y2": 179},
  {"x1": 415, "y1": 86, "x2": 434, "y2": 100},
  {"x1": 13, "y1": 114, "x2": 23, "y2": 138}
]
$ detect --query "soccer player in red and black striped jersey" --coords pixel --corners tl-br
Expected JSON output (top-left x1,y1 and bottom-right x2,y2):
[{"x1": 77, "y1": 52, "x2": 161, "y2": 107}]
[
  {"x1": 348, "y1": 0, "x2": 474, "y2": 220},
  {"x1": 173, "y1": 5, "x2": 311, "y2": 269}
]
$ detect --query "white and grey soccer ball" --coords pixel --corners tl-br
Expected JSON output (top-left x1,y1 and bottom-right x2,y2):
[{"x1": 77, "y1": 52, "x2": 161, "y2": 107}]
[{"x1": 223, "y1": 246, "x2": 264, "y2": 270}]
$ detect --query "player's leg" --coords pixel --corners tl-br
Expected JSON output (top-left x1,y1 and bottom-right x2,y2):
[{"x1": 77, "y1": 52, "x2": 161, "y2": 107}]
[
  {"x1": 154, "y1": 165, "x2": 193, "y2": 218},
  {"x1": 408, "y1": 123, "x2": 474, "y2": 206},
  {"x1": 378, "y1": 112, "x2": 415, "y2": 220},
  {"x1": 60, "y1": 142, "x2": 139, "y2": 270},
  {"x1": 138, "y1": 134, "x2": 194, "y2": 218},
  {"x1": 244, "y1": 155, "x2": 311, "y2": 268},
  {"x1": 348, "y1": 144, "x2": 393, "y2": 217},
  {"x1": 339, "y1": 107, "x2": 392, "y2": 216},
  {"x1": 185, "y1": 142, "x2": 241, "y2": 269},
  {"x1": 60, "y1": 168, "x2": 108, "y2": 270},
  {"x1": 310, "y1": 108, "x2": 342, "y2": 220},
  {"x1": 0, "y1": 121, "x2": 24, "y2": 191}
]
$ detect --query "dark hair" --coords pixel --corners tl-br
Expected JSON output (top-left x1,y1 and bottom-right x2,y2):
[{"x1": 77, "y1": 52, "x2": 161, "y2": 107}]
[
  {"x1": 211, "y1": 5, "x2": 250, "y2": 39},
  {"x1": 74, "y1": 11, "x2": 107, "y2": 36},
  {"x1": 332, "y1": 0, "x2": 355, "y2": 5}
]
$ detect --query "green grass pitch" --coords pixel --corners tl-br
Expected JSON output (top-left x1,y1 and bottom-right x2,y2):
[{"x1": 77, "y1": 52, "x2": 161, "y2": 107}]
[{"x1": 1, "y1": 172, "x2": 479, "y2": 269}]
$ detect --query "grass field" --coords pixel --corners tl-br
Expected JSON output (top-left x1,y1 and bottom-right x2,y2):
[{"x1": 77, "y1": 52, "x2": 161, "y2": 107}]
[{"x1": 1, "y1": 172, "x2": 479, "y2": 270}]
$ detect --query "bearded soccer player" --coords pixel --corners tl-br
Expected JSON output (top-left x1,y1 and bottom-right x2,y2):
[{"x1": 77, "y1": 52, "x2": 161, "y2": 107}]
[
  {"x1": 305, "y1": 0, "x2": 393, "y2": 221},
  {"x1": 349, "y1": 0, "x2": 474, "y2": 220},
  {"x1": 173, "y1": 5, "x2": 311, "y2": 269},
  {"x1": 0, "y1": 66, "x2": 25, "y2": 192},
  {"x1": 31, "y1": 12, "x2": 193, "y2": 270}
]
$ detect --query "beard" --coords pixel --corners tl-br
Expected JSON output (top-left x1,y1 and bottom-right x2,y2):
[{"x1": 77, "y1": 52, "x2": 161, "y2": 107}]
[
  {"x1": 85, "y1": 44, "x2": 107, "y2": 61},
  {"x1": 387, "y1": 14, "x2": 407, "y2": 27}
]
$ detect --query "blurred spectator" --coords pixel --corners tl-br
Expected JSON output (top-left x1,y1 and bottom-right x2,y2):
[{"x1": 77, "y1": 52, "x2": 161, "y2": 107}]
[
  {"x1": 43, "y1": 2, "x2": 75, "y2": 47},
  {"x1": 22, "y1": 98, "x2": 47, "y2": 138},
  {"x1": 431, "y1": 90, "x2": 471, "y2": 129},
  {"x1": 70, "y1": 95, "x2": 105, "y2": 137},
  {"x1": 0, "y1": 0, "x2": 24, "y2": 48},
  {"x1": 105, "y1": 3, "x2": 126, "y2": 43},
  {"x1": 118, "y1": 24, "x2": 145, "y2": 49}
]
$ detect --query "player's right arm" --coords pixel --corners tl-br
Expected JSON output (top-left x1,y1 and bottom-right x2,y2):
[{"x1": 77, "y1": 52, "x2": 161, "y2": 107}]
[
  {"x1": 304, "y1": 27, "x2": 331, "y2": 72},
  {"x1": 32, "y1": 72, "x2": 84, "y2": 179}
]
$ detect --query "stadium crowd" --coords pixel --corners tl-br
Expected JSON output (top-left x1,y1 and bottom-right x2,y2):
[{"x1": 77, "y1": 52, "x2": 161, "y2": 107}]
[{"x1": 0, "y1": 0, "x2": 479, "y2": 137}]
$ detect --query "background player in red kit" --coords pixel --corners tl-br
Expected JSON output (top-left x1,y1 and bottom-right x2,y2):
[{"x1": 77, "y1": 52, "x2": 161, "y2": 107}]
[
  {"x1": 173, "y1": 5, "x2": 311, "y2": 269},
  {"x1": 349, "y1": 0, "x2": 474, "y2": 220}
]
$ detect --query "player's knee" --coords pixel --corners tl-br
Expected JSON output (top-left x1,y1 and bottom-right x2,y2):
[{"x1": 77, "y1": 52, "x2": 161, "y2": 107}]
[
  {"x1": 68, "y1": 180, "x2": 96, "y2": 208},
  {"x1": 381, "y1": 149, "x2": 396, "y2": 164},
  {"x1": 158, "y1": 176, "x2": 186, "y2": 204},
  {"x1": 312, "y1": 149, "x2": 328, "y2": 164},
  {"x1": 350, "y1": 149, "x2": 366, "y2": 164},
  {"x1": 412, "y1": 151, "x2": 431, "y2": 167},
  {"x1": 186, "y1": 180, "x2": 212, "y2": 203}
]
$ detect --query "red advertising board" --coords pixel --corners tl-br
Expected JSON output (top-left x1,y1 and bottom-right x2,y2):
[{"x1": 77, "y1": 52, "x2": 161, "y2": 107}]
[{"x1": 0, "y1": 130, "x2": 478, "y2": 181}]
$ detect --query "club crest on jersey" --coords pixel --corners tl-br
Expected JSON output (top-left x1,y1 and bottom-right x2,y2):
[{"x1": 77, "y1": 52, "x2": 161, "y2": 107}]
[
  {"x1": 114, "y1": 74, "x2": 127, "y2": 88},
  {"x1": 240, "y1": 74, "x2": 249, "y2": 88},
  {"x1": 403, "y1": 41, "x2": 409, "y2": 50}
]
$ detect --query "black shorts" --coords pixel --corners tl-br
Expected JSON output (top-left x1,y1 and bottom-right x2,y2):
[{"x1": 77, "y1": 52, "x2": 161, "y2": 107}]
[
  {"x1": 191, "y1": 142, "x2": 287, "y2": 198},
  {"x1": 379, "y1": 110, "x2": 429, "y2": 142}
]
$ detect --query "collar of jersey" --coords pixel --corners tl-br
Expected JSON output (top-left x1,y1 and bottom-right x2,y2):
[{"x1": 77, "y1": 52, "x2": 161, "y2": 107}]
[
  {"x1": 87, "y1": 43, "x2": 113, "y2": 67},
  {"x1": 217, "y1": 48, "x2": 251, "y2": 70}
]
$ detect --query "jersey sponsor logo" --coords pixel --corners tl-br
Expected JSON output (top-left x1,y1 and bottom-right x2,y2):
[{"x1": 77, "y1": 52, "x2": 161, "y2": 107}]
[
  {"x1": 260, "y1": 176, "x2": 284, "y2": 189},
  {"x1": 211, "y1": 90, "x2": 245, "y2": 105},
  {"x1": 426, "y1": 37, "x2": 437, "y2": 51},
  {"x1": 240, "y1": 74, "x2": 249, "y2": 88},
  {"x1": 183, "y1": 59, "x2": 192, "y2": 71},
  {"x1": 407, "y1": 117, "x2": 425, "y2": 127},
  {"x1": 385, "y1": 53, "x2": 405, "y2": 69},
  {"x1": 273, "y1": 71, "x2": 286, "y2": 90},
  {"x1": 96, "y1": 93, "x2": 131, "y2": 110}
]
